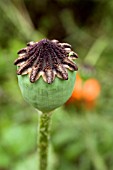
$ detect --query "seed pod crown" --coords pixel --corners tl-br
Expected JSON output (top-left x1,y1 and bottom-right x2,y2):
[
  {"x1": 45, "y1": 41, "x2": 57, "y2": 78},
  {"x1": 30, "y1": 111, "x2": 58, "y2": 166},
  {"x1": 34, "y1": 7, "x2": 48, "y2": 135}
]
[{"x1": 14, "y1": 39, "x2": 78, "y2": 84}]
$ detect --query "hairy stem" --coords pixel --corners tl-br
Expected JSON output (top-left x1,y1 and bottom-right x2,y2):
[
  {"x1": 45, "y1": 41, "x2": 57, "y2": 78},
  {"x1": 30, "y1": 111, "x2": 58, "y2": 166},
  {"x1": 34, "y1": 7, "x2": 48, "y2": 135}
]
[{"x1": 38, "y1": 112, "x2": 51, "y2": 170}]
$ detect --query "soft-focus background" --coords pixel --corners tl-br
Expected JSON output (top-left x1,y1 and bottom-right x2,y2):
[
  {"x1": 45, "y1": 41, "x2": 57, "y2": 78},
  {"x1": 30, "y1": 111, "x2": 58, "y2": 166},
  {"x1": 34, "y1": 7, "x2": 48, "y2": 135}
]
[{"x1": 0, "y1": 0, "x2": 113, "y2": 170}]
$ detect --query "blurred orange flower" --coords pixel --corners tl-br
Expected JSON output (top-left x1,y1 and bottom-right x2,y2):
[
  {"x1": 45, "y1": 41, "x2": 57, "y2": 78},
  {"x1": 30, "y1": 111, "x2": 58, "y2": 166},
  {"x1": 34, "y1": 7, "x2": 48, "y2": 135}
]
[
  {"x1": 82, "y1": 78, "x2": 101, "y2": 102},
  {"x1": 66, "y1": 75, "x2": 101, "y2": 109},
  {"x1": 66, "y1": 74, "x2": 83, "y2": 103}
]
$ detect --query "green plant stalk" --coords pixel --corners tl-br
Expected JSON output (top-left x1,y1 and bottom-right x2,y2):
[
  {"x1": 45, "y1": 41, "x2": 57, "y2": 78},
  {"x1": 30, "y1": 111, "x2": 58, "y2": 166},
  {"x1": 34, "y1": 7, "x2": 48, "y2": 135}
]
[
  {"x1": 84, "y1": 36, "x2": 108, "y2": 66},
  {"x1": 38, "y1": 112, "x2": 51, "y2": 170}
]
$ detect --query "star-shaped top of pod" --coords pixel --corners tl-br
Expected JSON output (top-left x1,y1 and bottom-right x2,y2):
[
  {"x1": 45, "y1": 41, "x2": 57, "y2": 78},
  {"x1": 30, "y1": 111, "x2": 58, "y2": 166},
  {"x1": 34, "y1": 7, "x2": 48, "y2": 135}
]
[{"x1": 14, "y1": 39, "x2": 78, "y2": 84}]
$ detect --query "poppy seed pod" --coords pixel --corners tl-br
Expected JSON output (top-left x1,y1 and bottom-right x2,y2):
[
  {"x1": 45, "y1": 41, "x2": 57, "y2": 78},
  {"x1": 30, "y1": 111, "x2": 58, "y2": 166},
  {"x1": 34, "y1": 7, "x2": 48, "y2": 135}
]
[{"x1": 14, "y1": 39, "x2": 78, "y2": 112}]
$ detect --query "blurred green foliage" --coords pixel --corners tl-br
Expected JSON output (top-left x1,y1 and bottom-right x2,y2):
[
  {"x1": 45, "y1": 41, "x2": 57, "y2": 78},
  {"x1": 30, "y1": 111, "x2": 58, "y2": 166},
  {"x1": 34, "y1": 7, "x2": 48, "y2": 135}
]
[{"x1": 0, "y1": 0, "x2": 113, "y2": 170}]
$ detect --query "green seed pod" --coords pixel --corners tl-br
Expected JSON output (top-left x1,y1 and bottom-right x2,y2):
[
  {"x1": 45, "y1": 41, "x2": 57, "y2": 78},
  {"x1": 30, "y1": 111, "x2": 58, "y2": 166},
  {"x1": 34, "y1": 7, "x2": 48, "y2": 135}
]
[
  {"x1": 14, "y1": 39, "x2": 78, "y2": 112},
  {"x1": 18, "y1": 71, "x2": 76, "y2": 112}
]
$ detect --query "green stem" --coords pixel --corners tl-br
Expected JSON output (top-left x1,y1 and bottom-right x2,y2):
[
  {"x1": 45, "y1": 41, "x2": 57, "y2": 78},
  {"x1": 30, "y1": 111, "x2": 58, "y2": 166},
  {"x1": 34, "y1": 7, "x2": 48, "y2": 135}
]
[
  {"x1": 84, "y1": 36, "x2": 108, "y2": 66},
  {"x1": 38, "y1": 112, "x2": 51, "y2": 170}
]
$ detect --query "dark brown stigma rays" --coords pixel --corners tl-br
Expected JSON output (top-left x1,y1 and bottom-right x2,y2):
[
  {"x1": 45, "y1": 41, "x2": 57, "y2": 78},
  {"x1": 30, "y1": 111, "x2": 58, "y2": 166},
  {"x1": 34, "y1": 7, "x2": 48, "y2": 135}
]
[{"x1": 14, "y1": 39, "x2": 78, "y2": 84}]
